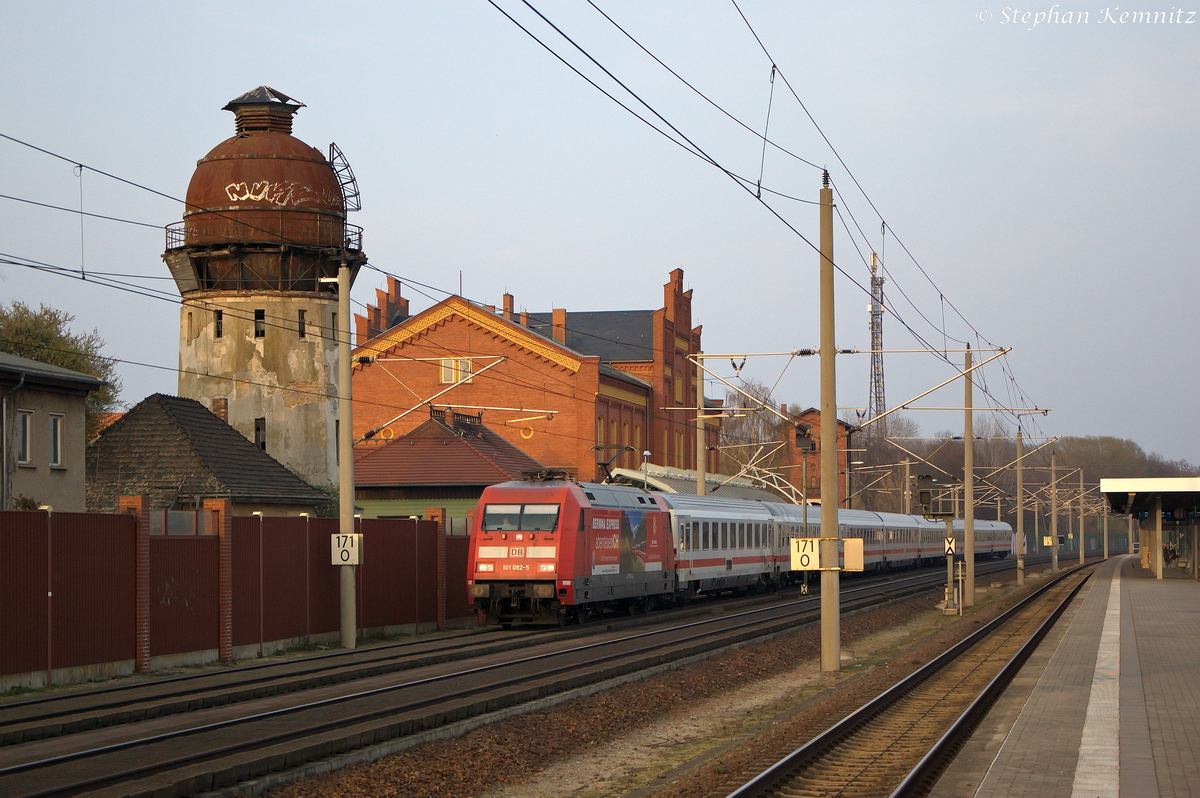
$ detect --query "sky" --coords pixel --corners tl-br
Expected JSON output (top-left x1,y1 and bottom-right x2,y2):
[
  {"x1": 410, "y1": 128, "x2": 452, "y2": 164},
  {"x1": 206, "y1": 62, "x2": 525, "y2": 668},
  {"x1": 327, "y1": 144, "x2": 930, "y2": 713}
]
[{"x1": 2, "y1": 1, "x2": 1197, "y2": 463}]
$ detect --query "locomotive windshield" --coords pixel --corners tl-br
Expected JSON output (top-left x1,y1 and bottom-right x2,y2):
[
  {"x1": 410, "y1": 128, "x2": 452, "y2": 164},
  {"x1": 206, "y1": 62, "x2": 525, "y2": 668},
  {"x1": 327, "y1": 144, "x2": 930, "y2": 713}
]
[{"x1": 482, "y1": 503, "x2": 560, "y2": 532}]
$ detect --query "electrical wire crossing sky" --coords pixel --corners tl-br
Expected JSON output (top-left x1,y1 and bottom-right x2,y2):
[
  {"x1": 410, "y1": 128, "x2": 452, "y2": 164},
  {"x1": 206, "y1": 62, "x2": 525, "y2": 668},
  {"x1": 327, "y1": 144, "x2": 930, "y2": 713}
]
[{"x1": 1, "y1": 1, "x2": 1197, "y2": 461}]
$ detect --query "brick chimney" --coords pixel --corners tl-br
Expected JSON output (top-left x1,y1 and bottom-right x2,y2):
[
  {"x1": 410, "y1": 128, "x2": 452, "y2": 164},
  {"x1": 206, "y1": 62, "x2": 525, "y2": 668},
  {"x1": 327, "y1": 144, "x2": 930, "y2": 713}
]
[
  {"x1": 502, "y1": 293, "x2": 514, "y2": 320},
  {"x1": 552, "y1": 308, "x2": 567, "y2": 344},
  {"x1": 520, "y1": 310, "x2": 529, "y2": 327}
]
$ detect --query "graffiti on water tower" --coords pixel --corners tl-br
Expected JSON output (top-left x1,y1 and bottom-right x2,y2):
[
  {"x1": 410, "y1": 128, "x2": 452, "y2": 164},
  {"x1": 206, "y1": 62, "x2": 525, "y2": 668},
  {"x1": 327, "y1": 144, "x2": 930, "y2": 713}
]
[{"x1": 225, "y1": 180, "x2": 339, "y2": 207}]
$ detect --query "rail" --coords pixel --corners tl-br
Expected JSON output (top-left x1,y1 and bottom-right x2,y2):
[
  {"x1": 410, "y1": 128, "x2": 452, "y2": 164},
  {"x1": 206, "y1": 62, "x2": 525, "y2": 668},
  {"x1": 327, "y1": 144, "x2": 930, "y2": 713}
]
[{"x1": 724, "y1": 563, "x2": 1093, "y2": 798}]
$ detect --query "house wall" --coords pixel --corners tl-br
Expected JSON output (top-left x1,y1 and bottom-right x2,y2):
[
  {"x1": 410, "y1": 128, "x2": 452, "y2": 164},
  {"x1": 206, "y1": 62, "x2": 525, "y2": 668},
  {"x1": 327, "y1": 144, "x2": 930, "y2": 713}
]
[
  {"x1": 4, "y1": 387, "x2": 88, "y2": 512},
  {"x1": 353, "y1": 300, "x2": 626, "y2": 483},
  {"x1": 178, "y1": 292, "x2": 339, "y2": 487},
  {"x1": 352, "y1": 271, "x2": 718, "y2": 483},
  {"x1": 783, "y1": 409, "x2": 850, "y2": 506}
]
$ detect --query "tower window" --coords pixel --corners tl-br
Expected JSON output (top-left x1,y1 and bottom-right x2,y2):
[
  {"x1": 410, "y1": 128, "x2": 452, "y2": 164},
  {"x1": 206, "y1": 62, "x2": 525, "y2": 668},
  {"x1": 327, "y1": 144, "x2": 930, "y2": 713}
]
[
  {"x1": 298, "y1": 309, "x2": 306, "y2": 339},
  {"x1": 214, "y1": 309, "x2": 223, "y2": 339},
  {"x1": 254, "y1": 417, "x2": 267, "y2": 451},
  {"x1": 254, "y1": 309, "x2": 266, "y2": 338}
]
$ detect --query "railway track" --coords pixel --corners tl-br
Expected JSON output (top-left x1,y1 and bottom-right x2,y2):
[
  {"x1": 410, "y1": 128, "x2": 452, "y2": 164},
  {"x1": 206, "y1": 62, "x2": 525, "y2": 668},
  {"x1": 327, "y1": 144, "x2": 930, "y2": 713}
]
[
  {"x1": 722, "y1": 563, "x2": 1092, "y2": 798},
  {"x1": 0, "y1": 557, "x2": 1033, "y2": 798}
]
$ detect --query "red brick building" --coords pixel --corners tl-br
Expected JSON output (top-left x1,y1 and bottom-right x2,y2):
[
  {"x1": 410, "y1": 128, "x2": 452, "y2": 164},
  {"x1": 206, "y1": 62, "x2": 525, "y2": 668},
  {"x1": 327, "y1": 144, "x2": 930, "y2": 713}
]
[
  {"x1": 351, "y1": 269, "x2": 719, "y2": 482},
  {"x1": 778, "y1": 405, "x2": 854, "y2": 507}
]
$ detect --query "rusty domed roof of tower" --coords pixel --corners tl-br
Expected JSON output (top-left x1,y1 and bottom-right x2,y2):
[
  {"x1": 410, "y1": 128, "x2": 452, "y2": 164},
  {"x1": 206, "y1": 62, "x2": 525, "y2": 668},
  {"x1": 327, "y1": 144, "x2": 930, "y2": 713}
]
[{"x1": 181, "y1": 87, "x2": 344, "y2": 249}]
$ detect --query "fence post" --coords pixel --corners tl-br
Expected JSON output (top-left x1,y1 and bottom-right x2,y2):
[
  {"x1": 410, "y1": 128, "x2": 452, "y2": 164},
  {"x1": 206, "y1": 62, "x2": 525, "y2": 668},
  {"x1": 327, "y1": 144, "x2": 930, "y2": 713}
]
[
  {"x1": 205, "y1": 498, "x2": 234, "y2": 663},
  {"x1": 119, "y1": 496, "x2": 151, "y2": 673}
]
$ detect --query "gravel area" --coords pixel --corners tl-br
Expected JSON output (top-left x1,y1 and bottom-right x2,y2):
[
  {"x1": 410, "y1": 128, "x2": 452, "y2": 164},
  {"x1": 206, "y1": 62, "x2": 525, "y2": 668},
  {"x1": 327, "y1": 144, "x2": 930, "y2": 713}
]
[{"x1": 265, "y1": 569, "x2": 1044, "y2": 798}]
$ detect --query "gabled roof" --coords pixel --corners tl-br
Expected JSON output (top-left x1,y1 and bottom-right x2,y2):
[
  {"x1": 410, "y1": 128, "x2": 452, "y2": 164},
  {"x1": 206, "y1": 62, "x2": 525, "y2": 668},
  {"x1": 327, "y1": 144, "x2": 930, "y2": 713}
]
[
  {"x1": 87, "y1": 394, "x2": 327, "y2": 510},
  {"x1": 792, "y1": 407, "x2": 856, "y2": 429},
  {"x1": 526, "y1": 310, "x2": 655, "y2": 362},
  {"x1": 355, "y1": 413, "x2": 544, "y2": 487},
  {"x1": 356, "y1": 296, "x2": 588, "y2": 373},
  {"x1": 0, "y1": 351, "x2": 105, "y2": 395}
]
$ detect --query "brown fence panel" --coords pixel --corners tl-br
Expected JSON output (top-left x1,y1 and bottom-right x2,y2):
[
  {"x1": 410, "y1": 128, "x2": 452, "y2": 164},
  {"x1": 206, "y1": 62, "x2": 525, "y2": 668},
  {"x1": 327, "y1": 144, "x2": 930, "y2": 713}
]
[
  {"x1": 150, "y1": 536, "x2": 219, "y2": 656},
  {"x1": 51, "y1": 512, "x2": 136, "y2": 670},
  {"x1": 0, "y1": 512, "x2": 50, "y2": 676},
  {"x1": 262, "y1": 517, "x2": 308, "y2": 642},
  {"x1": 307, "y1": 517, "x2": 341, "y2": 636},
  {"x1": 230, "y1": 517, "x2": 261, "y2": 649},
  {"x1": 357, "y1": 519, "x2": 438, "y2": 630},
  {"x1": 445, "y1": 535, "x2": 472, "y2": 620},
  {"x1": 358, "y1": 519, "x2": 415, "y2": 629}
]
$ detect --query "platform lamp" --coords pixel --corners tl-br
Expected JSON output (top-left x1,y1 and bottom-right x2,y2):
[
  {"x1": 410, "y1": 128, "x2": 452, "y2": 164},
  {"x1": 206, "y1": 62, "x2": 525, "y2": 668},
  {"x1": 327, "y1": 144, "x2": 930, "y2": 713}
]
[{"x1": 642, "y1": 450, "x2": 651, "y2": 492}]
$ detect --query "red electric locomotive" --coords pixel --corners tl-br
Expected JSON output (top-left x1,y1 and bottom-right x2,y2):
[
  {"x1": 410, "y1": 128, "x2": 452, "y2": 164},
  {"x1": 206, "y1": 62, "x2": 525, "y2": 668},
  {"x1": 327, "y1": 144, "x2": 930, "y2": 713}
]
[{"x1": 467, "y1": 476, "x2": 675, "y2": 626}]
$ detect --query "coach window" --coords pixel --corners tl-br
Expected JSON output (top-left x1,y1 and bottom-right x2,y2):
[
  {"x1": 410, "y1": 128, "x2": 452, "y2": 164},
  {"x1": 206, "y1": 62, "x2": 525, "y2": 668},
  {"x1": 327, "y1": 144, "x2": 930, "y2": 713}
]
[
  {"x1": 721, "y1": 522, "x2": 728, "y2": 549},
  {"x1": 702, "y1": 521, "x2": 710, "y2": 550},
  {"x1": 691, "y1": 523, "x2": 700, "y2": 551}
]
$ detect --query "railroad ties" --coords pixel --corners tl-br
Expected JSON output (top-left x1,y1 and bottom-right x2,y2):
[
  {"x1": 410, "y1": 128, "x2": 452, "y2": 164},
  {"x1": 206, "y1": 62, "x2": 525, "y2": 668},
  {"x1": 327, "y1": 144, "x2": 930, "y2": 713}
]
[{"x1": 720, "y1": 566, "x2": 1092, "y2": 798}]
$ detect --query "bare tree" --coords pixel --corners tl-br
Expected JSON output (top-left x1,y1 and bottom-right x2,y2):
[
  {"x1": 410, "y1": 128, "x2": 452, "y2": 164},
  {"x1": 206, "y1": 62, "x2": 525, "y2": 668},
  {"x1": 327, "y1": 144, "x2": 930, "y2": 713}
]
[{"x1": 718, "y1": 378, "x2": 788, "y2": 476}]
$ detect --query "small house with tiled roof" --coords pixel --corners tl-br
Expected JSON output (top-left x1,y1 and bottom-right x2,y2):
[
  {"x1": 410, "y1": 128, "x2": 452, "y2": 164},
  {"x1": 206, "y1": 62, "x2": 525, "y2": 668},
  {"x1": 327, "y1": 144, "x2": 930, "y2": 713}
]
[
  {"x1": 86, "y1": 393, "x2": 328, "y2": 515},
  {"x1": 354, "y1": 408, "x2": 545, "y2": 528}
]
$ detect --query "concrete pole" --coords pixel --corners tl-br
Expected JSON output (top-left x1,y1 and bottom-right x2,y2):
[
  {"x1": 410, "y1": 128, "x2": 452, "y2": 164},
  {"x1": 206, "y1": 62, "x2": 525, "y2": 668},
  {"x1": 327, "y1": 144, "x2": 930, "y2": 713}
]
[
  {"x1": 1016, "y1": 427, "x2": 1024, "y2": 586},
  {"x1": 1154, "y1": 496, "x2": 1164, "y2": 580},
  {"x1": 802, "y1": 456, "x2": 809, "y2": 531},
  {"x1": 338, "y1": 262, "x2": 357, "y2": 650},
  {"x1": 1102, "y1": 500, "x2": 1109, "y2": 559},
  {"x1": 695, "y1": 353, "x2": 705, "y2": 496},
  {"x1": 903, "y1": 459, "x2": 911, "y2": 515},
  {"x1": 1050, "y1": 453, "x2": 1059, "y2": 573},
  {"x1": 1192, "y1": 518, "x2": 1197, "y2": 581},
  {"x1": 1079, "y1": 469, "x2": 1086, "y2": 565},
  {"x1": 945, "y1": 517, "x2": 955, "y2": 611},
  {"x1": 819, "y1": 171, "x2": 840, "y2": 672},
  {"x1": 963, "y1": 346, "x2": 975, "y2": 606}
]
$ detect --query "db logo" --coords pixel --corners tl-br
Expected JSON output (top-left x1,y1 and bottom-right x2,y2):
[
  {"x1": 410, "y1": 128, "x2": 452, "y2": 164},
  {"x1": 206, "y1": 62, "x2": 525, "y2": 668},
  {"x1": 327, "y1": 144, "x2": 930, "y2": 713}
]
[{"x1": 510, "y1": 547, "x2": 525, "y2": 557}]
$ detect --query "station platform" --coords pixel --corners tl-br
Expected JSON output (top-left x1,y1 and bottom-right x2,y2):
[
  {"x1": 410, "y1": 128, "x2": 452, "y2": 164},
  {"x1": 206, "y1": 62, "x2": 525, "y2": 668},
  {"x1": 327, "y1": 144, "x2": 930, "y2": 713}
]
[{"x1": 931, "y1": 554, "x2": 1200, "y2": 798}]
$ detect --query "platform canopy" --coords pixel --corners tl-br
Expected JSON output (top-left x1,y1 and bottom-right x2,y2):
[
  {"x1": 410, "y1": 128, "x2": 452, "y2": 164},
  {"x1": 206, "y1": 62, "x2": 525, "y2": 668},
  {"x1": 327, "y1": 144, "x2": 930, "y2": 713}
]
[{"x1": 1100, "y1": 477, "x2": 1200, "y2": 517}]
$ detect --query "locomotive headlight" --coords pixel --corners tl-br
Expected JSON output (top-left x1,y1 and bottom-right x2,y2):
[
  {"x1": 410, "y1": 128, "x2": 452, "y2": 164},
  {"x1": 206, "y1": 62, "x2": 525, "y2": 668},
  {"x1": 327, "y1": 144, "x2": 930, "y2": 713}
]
[
  {"x1": 537, "y1": 563, "x2": 556, "y2": 572},
  {"x1": 533, "y1": 584, "x2": 555, "y2": 598},
  {"x1": 477, "y1": 562, "x2": 495, "y2": 572},
  {"x1": 470, "y1": 584, "x2": 491, "y2": 597}
]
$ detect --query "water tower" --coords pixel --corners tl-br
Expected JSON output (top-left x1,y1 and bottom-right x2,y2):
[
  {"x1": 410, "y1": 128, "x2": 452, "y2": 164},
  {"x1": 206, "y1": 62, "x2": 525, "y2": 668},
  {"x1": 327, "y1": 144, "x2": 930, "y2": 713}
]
[{"x1": 163, "y1": 87, "x2": 366, "y2": 486}]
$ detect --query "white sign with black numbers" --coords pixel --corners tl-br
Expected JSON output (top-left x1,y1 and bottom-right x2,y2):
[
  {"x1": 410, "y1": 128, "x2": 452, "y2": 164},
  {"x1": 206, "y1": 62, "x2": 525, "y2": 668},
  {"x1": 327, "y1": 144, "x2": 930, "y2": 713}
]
[
  {"x1": 791, "y1": 537, "x2": 820, "y2": 570},
  {"x1": 332, "y1": 533, "x2": 363, "y2": 565}
]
